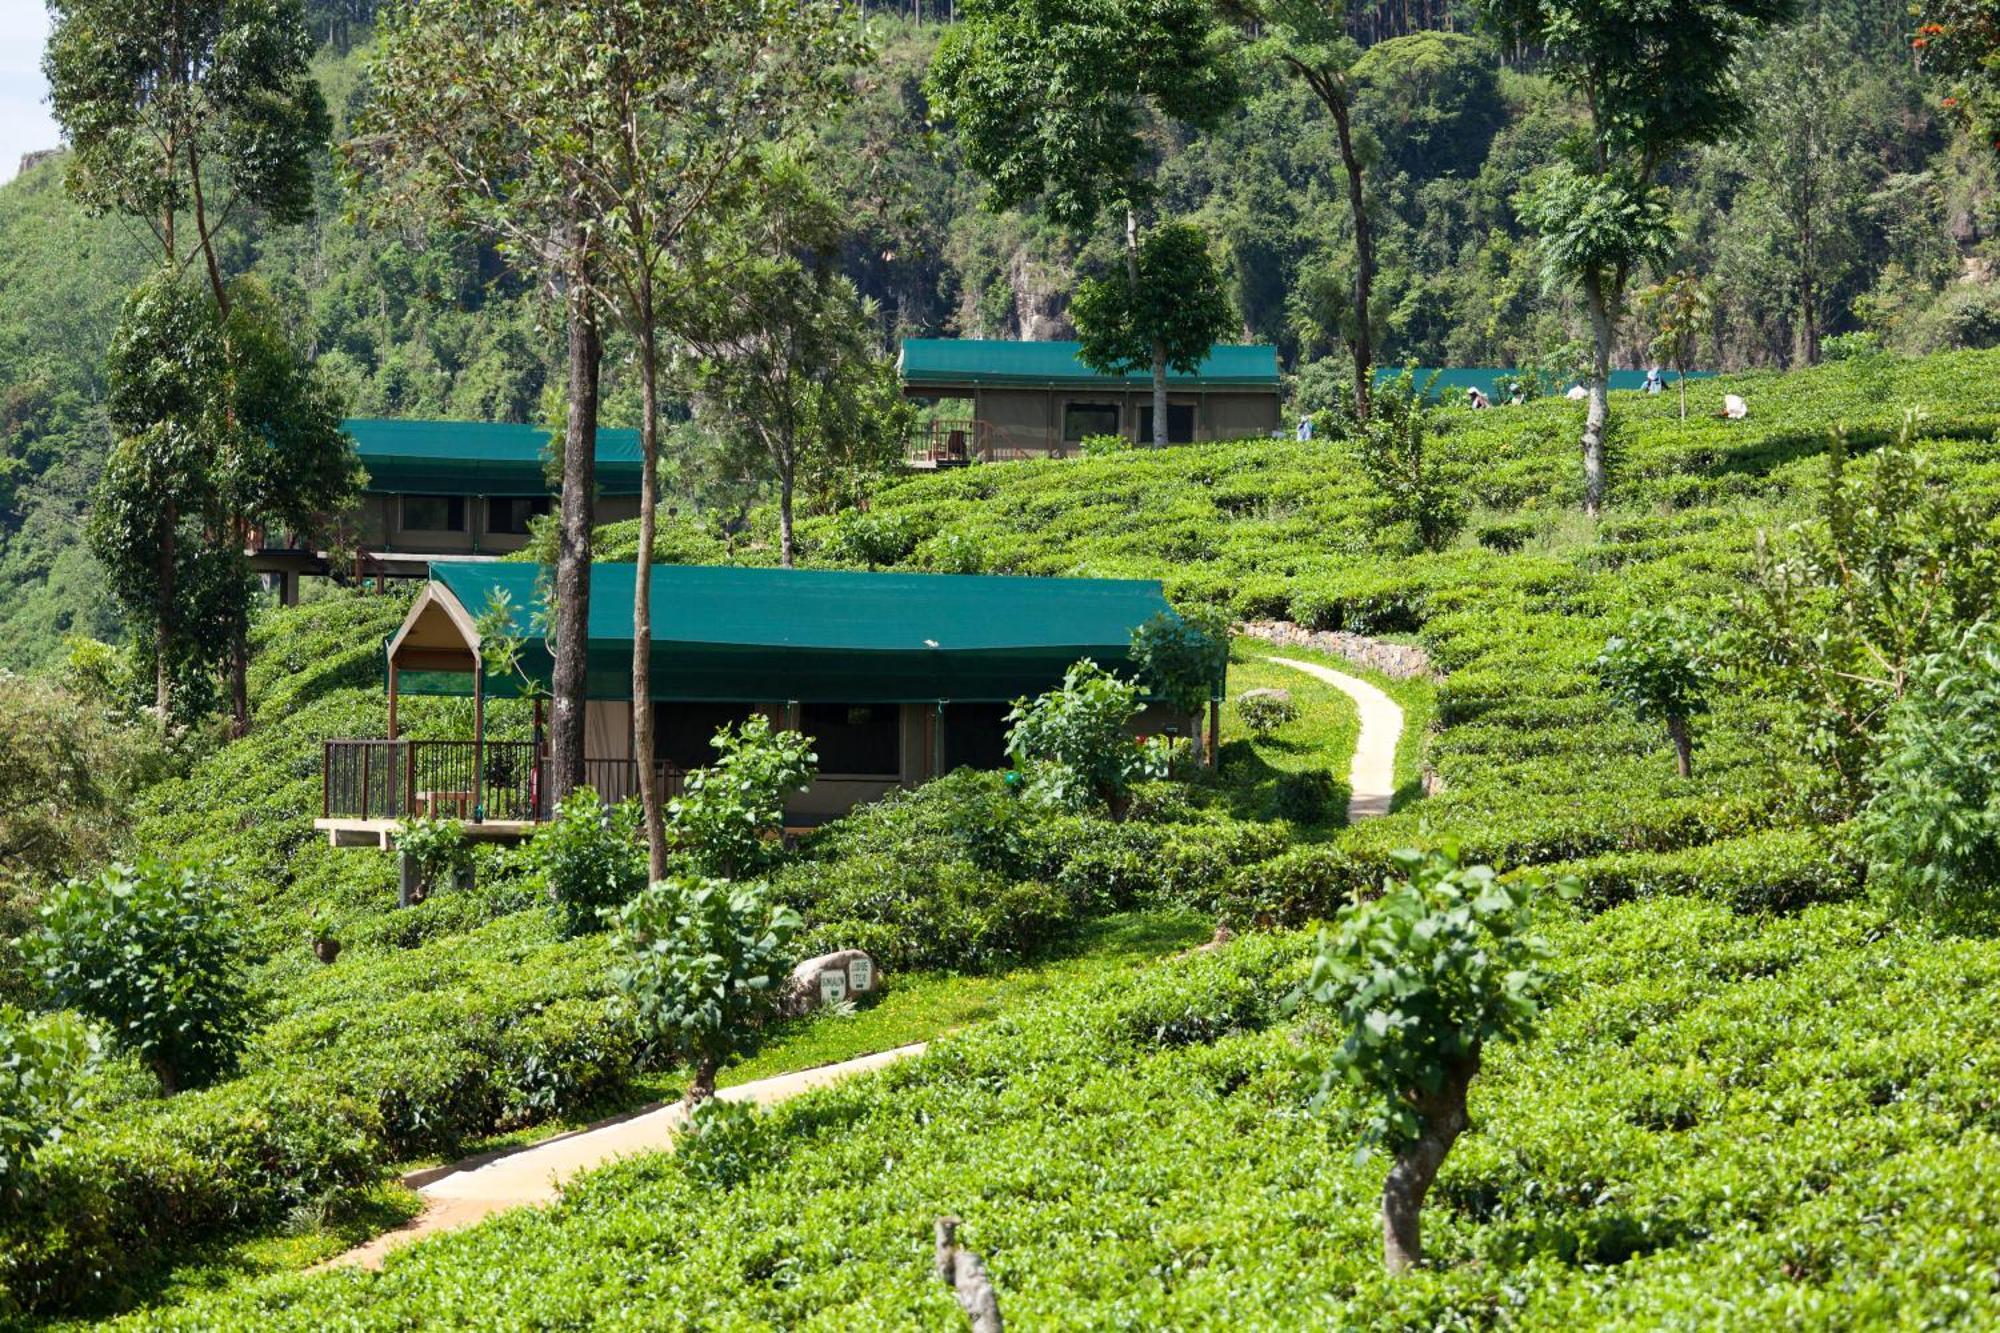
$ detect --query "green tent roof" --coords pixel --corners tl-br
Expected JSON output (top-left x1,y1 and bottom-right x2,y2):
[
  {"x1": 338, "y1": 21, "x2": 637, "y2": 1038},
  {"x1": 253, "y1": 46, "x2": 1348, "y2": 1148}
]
[
  {"x1": 1376, "y1": 367, "x2": 1716, "y2": 400},
  {"x1": 899, "y1": 339, "x2": 1280, "y2": 390},
  {"x1": 416, "y1": 560, "x2": 1189, "y2": 704},
  {"x1": 345, "y1": 418, "x2": 645, "y2": 497}
]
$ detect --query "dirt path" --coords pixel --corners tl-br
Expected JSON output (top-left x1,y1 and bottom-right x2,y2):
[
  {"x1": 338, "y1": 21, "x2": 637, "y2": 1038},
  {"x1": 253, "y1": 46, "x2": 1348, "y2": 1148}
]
[
  {"x1": 1265, "y1": 656, "x2": 1404, "y2": 822},
  {"x1": 322, "y1": 1042, "x2": 927, "y2": 1271}
]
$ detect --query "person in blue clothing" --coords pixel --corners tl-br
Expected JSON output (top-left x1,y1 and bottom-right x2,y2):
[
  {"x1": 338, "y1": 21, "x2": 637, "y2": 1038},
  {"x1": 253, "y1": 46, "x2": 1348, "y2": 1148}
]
[
  {"x1": 1645, "y1": 367, "x2": 1664, "y2": 394},
  {"x1": 1296, "y1": 415, "x2": 1314, "y2": 441}
]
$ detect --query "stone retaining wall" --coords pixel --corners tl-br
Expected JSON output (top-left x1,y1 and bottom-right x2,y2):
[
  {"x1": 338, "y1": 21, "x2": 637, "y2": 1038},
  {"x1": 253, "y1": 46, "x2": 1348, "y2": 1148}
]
[{"x1": 1238, "y1": 620, "x2": 1433, "y2": 680}]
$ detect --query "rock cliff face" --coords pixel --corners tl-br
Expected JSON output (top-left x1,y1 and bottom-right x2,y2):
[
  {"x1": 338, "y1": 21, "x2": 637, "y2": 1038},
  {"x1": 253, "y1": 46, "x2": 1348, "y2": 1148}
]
[{"x1": 1238, "y1": 620, "x2": 1433, "y2": 680}]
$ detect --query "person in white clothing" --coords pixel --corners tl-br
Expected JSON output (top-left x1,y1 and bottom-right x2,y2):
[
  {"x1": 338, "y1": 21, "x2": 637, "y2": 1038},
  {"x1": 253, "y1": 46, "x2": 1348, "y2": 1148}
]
[
  {"x1": 1565, "y1": 383, "x2": 1588, "y2": 401},
  {"x1": 1722, "y1": 393, "x2": 1748, "y2": 420}
]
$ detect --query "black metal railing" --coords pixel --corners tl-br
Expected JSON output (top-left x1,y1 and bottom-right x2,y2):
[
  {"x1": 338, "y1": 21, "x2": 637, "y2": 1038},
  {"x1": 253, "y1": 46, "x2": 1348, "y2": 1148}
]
[{"x1": 323, "y1": 739, "x2": 683, "y2": 823}]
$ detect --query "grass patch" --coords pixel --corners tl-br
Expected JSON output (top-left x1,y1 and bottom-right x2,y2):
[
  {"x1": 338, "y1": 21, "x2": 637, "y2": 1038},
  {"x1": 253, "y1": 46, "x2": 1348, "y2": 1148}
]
[{"x1": 1232, "y1": 637, "x2": 1437, "y2": 813}]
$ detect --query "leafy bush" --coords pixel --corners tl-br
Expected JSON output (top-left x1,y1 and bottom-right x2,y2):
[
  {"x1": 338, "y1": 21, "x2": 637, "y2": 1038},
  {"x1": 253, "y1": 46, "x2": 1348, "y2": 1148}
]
[
  {"x1": 1079, "y1": 432, "x2": 1132, "y2": 457},
  {"x1": 1128, "y1": 608, "x2": 1229, "y2": 716},
  {"x1": 1594, "y1": 605, "x2": 1715, "y2": 777},
  {"x1": 1475, "y1": 517, "x2": 1536, "y2": 553},
  {"x1": 667, "y1": 714, "x2": 817, "y2": 878},
  {"x1": 531, "y1": 787, "x2": 647, "y2": 936},
  {"x1": 1558, "y1": 827, "x2": 1862, "y2": 914},
  {"x1": 1356, "y1": 366, "x2": 1464, "y2": 552},
  {"x1": 822, "y1": 509, "x2": 920, "y2": 568},
  {"x1": 1857, "y1": 622, "x2": 2000, "y2": 928},
  {"x1": 0, "y1": 1008, "x2": 98, "y2": 1184},
  {"x1": 918, "y1": 529, "x2": 986, "y2": 574},
  {"x1": 1272, "y1": 768, "x2": 1338, "y2": 823},
  {"x1": 1235, "y1": 688, "x2": 1299, "y2": 735},
  {"x1": 607, "y1": 875, "x2": 800, "y2": 1101},
  {"x1": 1295, "y1": 844, "x2": 1567, "y2": 1271},
  {"x1": 393, "y1": 813, "x2": 471, "y2": 900},
  {"x1": 1005, "y1": 660, "x2": 1151, "y2": 813},
  {"x1": 28, "y1": 858, "x2": 249, "y2": 1094}
]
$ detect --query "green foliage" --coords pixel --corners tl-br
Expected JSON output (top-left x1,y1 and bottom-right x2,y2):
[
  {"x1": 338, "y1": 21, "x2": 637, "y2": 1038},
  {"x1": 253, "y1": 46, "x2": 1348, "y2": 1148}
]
[
  {"x1": 1072, "y1": 220, "x2": 1237, "y2": 381},
  {"x1": 666, "y1": 714, "x2": 818, "y2": 879},
  {"x1": 1595, "y1": 605, "x2": 1715, "y2": 774},
  {"x1": 1297, "y1": 844, "x2": 1561, "y2": 1156},
  {"x1": 1474, "y1": 517, "x2": 1535, "y2": 553},
  {"x1": 0, "y1": 1007, "x2": 99, "y2": 1185},
  {"x1": 1128, "y1": 608, "x2": 1229, "y2": 717},
  {"x1": 393, "y1": 813, "x2": 470, "y2": 898},
  {"x1": 28, "y1": 858, "x2": 249, "y2": 1094},
  {"x1": 1272, "y1": 768, "x2": 1338, "y2": 823},
  {"x1": 606, "y1": 875, "x2": 800, "y2": 1098},
  {"x1": 928, "y1": 0, "x2": 1242, "y2": 229},
  {"x1": 1235, "y1": 689, "x2": 1299, "y2": 735},
  {"x1": 1856, "y1": 621, "x2": 2000, "y2": 928},
  {"x1": 822, "y1": 509, "x2": 920, "y2": 570},
  {"x1": 1354, "y1": 367, "x2": 1463, "y2": 551},
  {"x1": 531, "y1": 788, "x2": 647, "y2": 937},
  {"x1": 1005, "y1": 660, "x2": 1150, "y2": 812},
  {"x1": 0, "y1": 673, "x2": 159, "y2": 899},
  {"x1": 1078, "y1": 433, "x2": 1132, "y2": 458},
  {"x1": 1733, "y1": 424, "x2": 2000, "y2": 810}
]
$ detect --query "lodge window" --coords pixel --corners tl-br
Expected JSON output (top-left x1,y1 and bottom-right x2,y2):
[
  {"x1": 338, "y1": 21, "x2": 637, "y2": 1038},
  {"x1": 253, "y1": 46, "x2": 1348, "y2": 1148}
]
[
  {"x1": 942, "y1": 702, "x2": 1012, "y2": 773},
  {"x1": 489, "y1": 496, "x2": 550, "y2": 536},
  {"x1": 1136, "y1": 404, "x2": 1198, "y2": 444},
  {"x1": 1062, "y1": 401, "x2": 1121, "y2": 441},
  {"x1": 653, "y1": 702, "x2": 757, "y2": 772},
  {"x1": 401, "y1": 495, "x2": 467, "y2": 533},
  {"x1": 798, "y1": 702, "x2": 901, "y2": 778}
]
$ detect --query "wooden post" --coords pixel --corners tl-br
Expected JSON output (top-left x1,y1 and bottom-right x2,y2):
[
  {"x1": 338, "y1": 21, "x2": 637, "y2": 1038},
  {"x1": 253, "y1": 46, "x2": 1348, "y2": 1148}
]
[
  {"x1": 472, "y1": 662, "x2": 486, "y2": 822},
  {"x1": 533, "y1": 695, "x2": 547, "y2": 819},
  {"x1": 387, "y1": 661, "x2": 400, "y2": 740},
  {"x1": 1208, "y1": 694, "x2": 1221, "y2": 769}
]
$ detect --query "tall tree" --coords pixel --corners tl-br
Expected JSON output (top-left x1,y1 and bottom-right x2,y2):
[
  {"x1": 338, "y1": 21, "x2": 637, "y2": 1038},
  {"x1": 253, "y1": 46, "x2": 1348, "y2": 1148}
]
[
  {"x1": 1482, "y1": 0, "x2": 1796, "y2": 515},
  {"x1": 363, "y1": 0, "x2": 855, "y2": 876},
  {"x1": 928, "y1": 0, "x2": 1242, "y2": 446},
  {"x1": 1070, "y1": 220, "x2": 1235, "y2": 437},
  {"x1": 357, "y1": 0, "x2": 610, "y2": 804},
  {"x1": 1252, "y1": 2, "x2": 1380, "y2": 419},
  {"x1": 46, "y1": 0, "x2": 332, "y2": 721},
  {"x1": 681, "y1": 168, "x2": 915, "y2": 568},
  {"x1": 1738, "y1": 17, "x2": 1871, "y2": 366}
]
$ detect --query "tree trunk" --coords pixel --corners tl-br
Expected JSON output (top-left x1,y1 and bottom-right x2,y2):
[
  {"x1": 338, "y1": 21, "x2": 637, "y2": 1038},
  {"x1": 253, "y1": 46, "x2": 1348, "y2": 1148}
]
[
  {"x1": 686, "y1": 1053, "x2": 718, "y2": 1105},
  {"x1": 778, "y1": 468, "x2": 796, "y2": 568},
  {"x1": 551, "y1": 276, "x2": 601, "y2": 805},
  {"x1": 1676, "y1": 367, "x2": 1687, "y2": 422},
  {"x1": 1581, "y1": 278, "x2": 1613, "y2": 518},
  {"x1": 633, "y1": 315, "x2": 668, "y2": 881},
  {"x1": 1667, "y1": 713, "x2": 1692, "y2": 778},
  {"x1": 1151, "y1": 340, "x2": 1169, "y2": 449},
  {"x1": 1382, "y1": 1054, "x2": 1477, "y2": 1274},
  {"x1": 1329, "y1": 88, "x2": 1373, "y2": 422},
  {"x1": 156, "y1": 502, "x2": 176, "y2": 720}
]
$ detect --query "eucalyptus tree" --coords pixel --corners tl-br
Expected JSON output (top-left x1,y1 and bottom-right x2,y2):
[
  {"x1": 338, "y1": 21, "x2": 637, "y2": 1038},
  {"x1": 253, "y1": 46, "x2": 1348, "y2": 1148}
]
[
  {"x1": 1479, "y1": 0, "x2": 1796, "y2": 515},
  {"x1": 1247, "y1": 1, "x2": 1379, "y2": 419},
  {"x1": 928, "y1": 0, "x2": 1242, "y2": 447},
  {"x1": 679, "y1": 162, "x2": 913, "y2": 569},
  {"x1": 46, "y1": 0, "x2": 333, "y2": 722},
  {"x1": 363, "y1": 0, "x2": 858, "y2": 876}
]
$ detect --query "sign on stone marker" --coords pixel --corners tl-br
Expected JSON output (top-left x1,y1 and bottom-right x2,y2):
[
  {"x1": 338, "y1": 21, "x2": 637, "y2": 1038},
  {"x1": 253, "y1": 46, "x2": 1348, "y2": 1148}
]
[
  {"x1": 847, "y1": 956, "x2": 874, "y2": 993},
  {"x1": 784, "y1": 948, "x2": 879, "y2": 1017},
  {"x1": 819, "y1": 969, "x2": 849, "y2": 1006}
]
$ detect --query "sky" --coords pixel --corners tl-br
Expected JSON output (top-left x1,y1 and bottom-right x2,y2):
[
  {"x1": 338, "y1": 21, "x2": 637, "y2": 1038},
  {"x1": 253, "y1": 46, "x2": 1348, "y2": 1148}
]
[{"x1": 0, "y1": 2, "x2": 58, "y2": 185}]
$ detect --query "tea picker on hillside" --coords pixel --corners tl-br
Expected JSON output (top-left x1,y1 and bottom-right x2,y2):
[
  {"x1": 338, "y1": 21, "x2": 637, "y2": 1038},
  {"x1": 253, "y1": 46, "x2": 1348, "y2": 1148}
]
[
  {"x1": 1645, "y1": 368, "x2": 1664, "y2": 394},
  {"x1": 1721, "y1": 393, "x2": 1749, "y2": 420},
  {"x1": 1465, "y1": 387, "x2": 1490, "y2": 409},
  {"x1": 1296, "y1": 415, "x2": 1314, "y2": 441}
]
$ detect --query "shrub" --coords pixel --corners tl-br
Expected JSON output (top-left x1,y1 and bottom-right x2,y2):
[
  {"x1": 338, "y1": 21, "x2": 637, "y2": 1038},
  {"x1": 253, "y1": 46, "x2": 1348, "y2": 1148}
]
[
  {"x1": 1475, "y1": 517, "x2": 1536, "y2": 553},
  {"x1": 531, "y1": 788, "x2": 647, "y2": 936},
  {"x1": 920, "y1": 530, "x2": 987, "y2": 574},
  {"x1": 1273, "y1": 769, "x2": 1339, "y2": 823},
  {"x1": 1594, "y1": 605, "x2": 1715, "y2": 777},
  {"x1": 1129, "y1": 608, "x2": 1229, "y2": 717},
  {"x1": 1006, "y1": 660, "x2": 1151, "y2": 813},
  {"x1": 823, "y1": 510, "x2": 920, "y2": 569},
  {"x1": 1857, "y1": 622, "x2": 2000, "y2": 929},
  {"x1": 668, "y1": 714, "x2": 818, "y2": 879},
  {"x1": 1356, "y1": 367, "x2": 1464, "y2": 552},
  {"x1": 28, "y1": 859, "x2": 249, "y2": 1094},
  {"x1": 393, "y1": 813, "x2": 471, "y2": 900},
  {"x1": 0, "y1": 1008, "x2": 99, "y2": 1185},
  {"x1": 1079, "y1": 432, "x2": 1132, "y2": 457},
  {"x1": 1236, "y1": 689, "x2": 1300, "y2": 735},
  {"x1": 607, "y1": 875, "x2": 800, "y2": 1102},
  {"x1": 1295, "y1": 844, "x2": 1568, "y2": 1272}
]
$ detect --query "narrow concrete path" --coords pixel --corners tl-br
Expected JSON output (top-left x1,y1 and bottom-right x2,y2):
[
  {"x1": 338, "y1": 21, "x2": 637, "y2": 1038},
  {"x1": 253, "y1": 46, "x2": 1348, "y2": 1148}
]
[
  {"x1": 323, "y1": 1041, "x2": 927, "y2": 1271},
  {"x1": 1266, "y1": 656, "x2": 1404, "y2": 822}
]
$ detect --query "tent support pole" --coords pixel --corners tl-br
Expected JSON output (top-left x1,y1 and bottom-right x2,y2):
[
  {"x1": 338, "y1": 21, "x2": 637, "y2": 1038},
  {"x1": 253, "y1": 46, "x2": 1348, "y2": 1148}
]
[{"x1": 472, "y1": 662, "x2": 485, "y2": 822}]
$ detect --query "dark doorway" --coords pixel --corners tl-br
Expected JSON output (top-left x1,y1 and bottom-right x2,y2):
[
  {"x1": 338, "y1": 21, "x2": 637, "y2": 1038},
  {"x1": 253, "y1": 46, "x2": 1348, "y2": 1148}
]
[
  {"x1": 943, "y1": 703, "x2": 1012, "y2": 773},
  {"x1": 798, "y1": 702, "x2": 901, "y2": 777},
  {"x1": 1136, "y1": 403, "x2": 1197, "y2": 444},
  {"x1": 655, "y1": 702, "x2": 756, "y2": 770}
]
